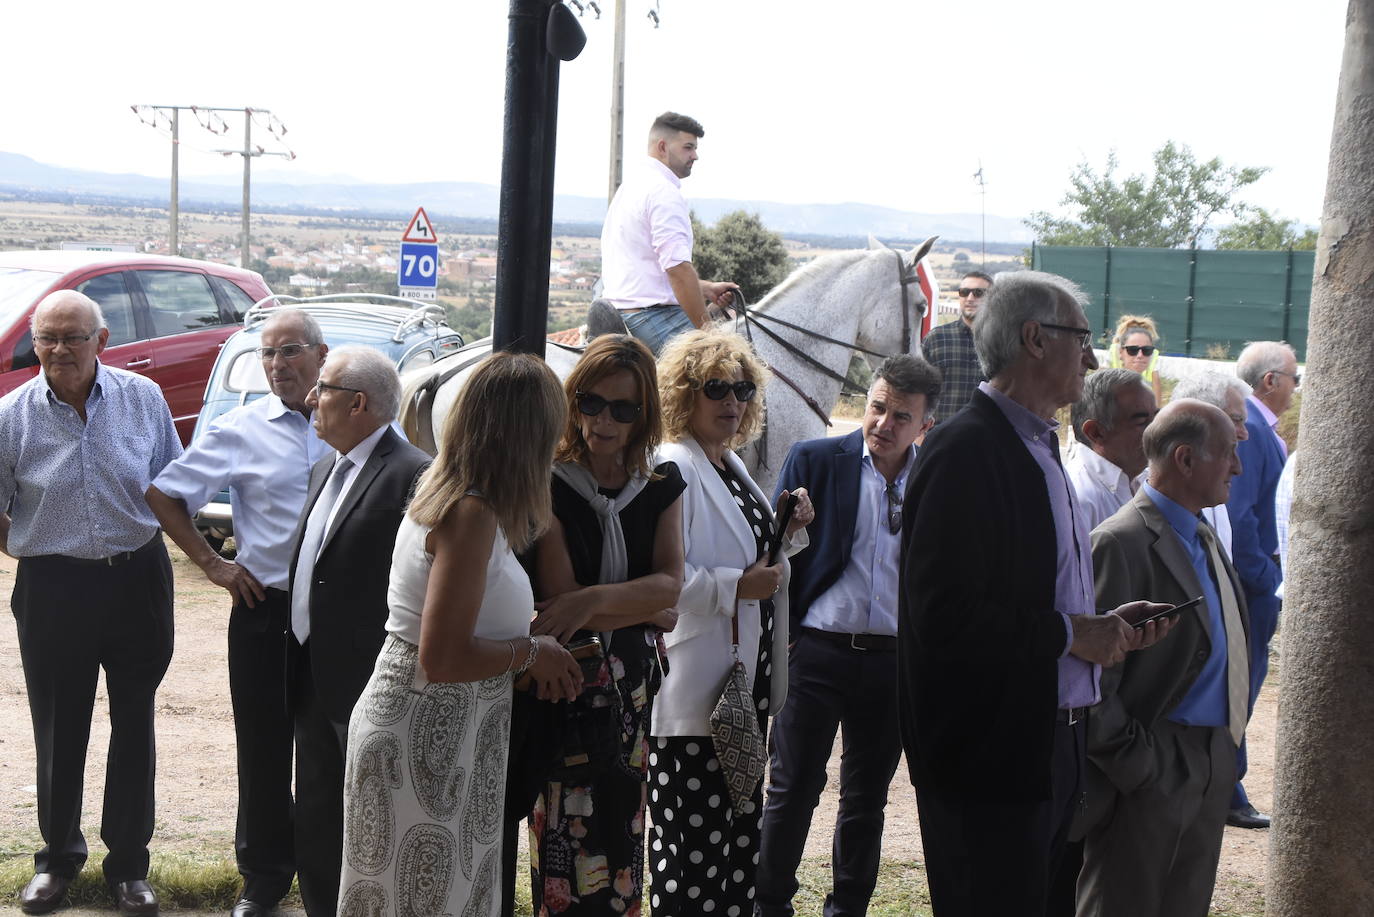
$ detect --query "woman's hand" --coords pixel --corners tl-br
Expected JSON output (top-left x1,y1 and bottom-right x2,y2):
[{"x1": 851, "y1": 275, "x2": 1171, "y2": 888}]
[
  {"x1": 531, "y1": 589, "x2": 597, "y2": 644},
  {"x1": 780, "y1": 487, "x2": 814, "y2": 537},
  {"x1": 649, "y1": 608, "x2": 679, "y2": 632},
  {"x1": 527, "y1": 635, "x2": 583, "y2": 701},
  {"x1": 736, "y1": 557, "x2": 784, "y2": 601}
]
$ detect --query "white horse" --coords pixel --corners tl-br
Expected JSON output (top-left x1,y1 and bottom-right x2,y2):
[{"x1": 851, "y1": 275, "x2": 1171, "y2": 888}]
[{"x1": 399, "y1": 236, "x2": 936, "y2": 494}]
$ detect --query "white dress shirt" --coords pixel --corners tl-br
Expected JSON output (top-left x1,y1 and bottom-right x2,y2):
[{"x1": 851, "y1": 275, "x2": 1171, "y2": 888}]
[
  {"x1": 319, "y1": 424, "x2": 388, "y2": 538},
  {"x1": 152, "y1": 394, "x2": 330, "y2": 590},
  {"x1": 600, "y1": 157, "x2": 694, "y2": 311},
  {"x1": 801, "y1": 443, "x2": 914, "y2": 636},
  {"x1": 1064, "y1": 441, "x2": 1136, "y2": 532}
]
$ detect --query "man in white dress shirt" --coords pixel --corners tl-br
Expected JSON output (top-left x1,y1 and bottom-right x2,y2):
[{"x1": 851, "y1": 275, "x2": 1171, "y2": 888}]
[
  {"x1": 1065, "y1": 369, "x2": 1157, "y2": 531},
  {"x1": 598, "y1": 111, "x2": 738, "y2": 355},
  {"x1": 146, "y1": 309, "x2": 331, "y2": 917}
]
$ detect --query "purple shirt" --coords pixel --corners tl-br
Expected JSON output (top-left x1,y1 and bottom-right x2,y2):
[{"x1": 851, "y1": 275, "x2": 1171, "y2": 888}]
[{"x1": 980, "y1": 382, "x2": 1100, "y2": 708}]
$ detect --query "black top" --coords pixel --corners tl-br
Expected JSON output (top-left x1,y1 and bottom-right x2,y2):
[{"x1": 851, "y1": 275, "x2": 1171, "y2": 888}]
[
  {"x1": 710, "y1": 461, "x2": 774, "y2": 562},
  {"x1": 552, "y1": 461, "x2": 687, "y2": 585}
]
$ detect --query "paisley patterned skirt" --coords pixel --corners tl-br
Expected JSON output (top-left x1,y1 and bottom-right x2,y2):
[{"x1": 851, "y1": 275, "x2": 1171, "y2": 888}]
[{"x1": 339, "y1": 634, "x2": 512, "y2": 917}]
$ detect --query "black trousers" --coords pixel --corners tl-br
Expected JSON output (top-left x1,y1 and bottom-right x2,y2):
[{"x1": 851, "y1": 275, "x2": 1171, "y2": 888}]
[
  {"x1": 291, "y1": 642, "x2": 349, "y2": 917},
  {"x1": 11, "y1": 541, "x2": 174, "y2": 882},
  {"x1": 756, "y1": 632, "x2": 903, "y2": 917},
  {"x1": 228, "y1": 589, "x2": 296, "y2": 904},
  {"x1": 915, "y1": 717, "x2": 1085, "y2": 917}
]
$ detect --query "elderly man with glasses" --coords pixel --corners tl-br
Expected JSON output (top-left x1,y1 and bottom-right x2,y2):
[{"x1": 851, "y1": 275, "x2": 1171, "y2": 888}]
[
  {"x1": 920, "y1": 271, "x2": 991, "y2": 425},
  {"x1": 1, "y1": 291, "x2": 181, "y2": 917},
  {"x1": 146, "y1": 309, "x2": 331, "y2": 917}
]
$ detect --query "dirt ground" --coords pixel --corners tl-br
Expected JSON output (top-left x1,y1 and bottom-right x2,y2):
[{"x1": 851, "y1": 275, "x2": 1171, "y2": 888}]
[{"x1": 0, "y1": 543, "x2": 1275, "y2": 914}]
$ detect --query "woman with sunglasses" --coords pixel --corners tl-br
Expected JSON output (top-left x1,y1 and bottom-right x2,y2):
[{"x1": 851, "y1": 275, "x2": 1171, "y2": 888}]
[
  {"x1": 524, "y1": 334, "x2": 687, "y2": 916},
  {"x1": 648, "y1": 327, "x2": 813, "y2": 916},
  {"x1": 1109, "y1": 314, "x2": 1166, "y2": 403}
]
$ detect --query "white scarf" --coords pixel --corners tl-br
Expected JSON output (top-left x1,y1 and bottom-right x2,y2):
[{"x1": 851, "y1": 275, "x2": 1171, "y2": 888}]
[{"x1": 551, "y1": 461, "x2": 651, "y2": 585}]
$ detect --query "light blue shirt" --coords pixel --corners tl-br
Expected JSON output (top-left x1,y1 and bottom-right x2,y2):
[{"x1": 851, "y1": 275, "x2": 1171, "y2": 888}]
[
  {"x1": 801, "y1": 442, "x2": 915, "y2": 636},
  {"x1": 0, "y1": 364, "x2": 181, "y2": 558},
  {"x1": 152, "y1": 394, "x2": 328, "y2": 589},
  {"x1": 1142, "y1": 483, "x2": 1230, "y2": 728}
]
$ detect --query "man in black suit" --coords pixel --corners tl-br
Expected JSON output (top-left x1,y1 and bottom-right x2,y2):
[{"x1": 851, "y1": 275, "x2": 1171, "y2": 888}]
[
  {"x1": 898, "y1": 271, "x2": 1175, "y2": 917},
  {"x1": 756, "y1": 354, "x2": 942, "y2": 917},
  {"x1": 288, "y1": 345, "x2": 430, "y2": 917}
]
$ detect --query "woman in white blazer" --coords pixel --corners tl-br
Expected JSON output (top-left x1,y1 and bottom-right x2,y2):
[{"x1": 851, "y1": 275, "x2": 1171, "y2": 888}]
[{"x1": 648, "y1": 328, "x2": 812, "y2": 917}]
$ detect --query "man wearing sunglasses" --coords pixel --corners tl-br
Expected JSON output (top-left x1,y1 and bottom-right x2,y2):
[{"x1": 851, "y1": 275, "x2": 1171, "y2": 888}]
[
  {"x1": 757, "y1": 354, "x2": 941, "y2": 917},
  {"x1": 147, "y1": 310, "x2": 332, "y2": 917},
  {"x1": 921, "y1": 271, "x2": 991, "y2": 425},
  {"x1": 598, "y1": 111, "x2": 739, "y2": 355},
  {"x1": 1223, "y1": 341, "x2": 1300, "y2": 830}
]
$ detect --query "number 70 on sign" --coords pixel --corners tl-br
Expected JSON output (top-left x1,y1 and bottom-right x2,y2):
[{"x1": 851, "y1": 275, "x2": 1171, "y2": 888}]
[{"x1": 399, "y1": 242, "x2": 439, "y2": 289}]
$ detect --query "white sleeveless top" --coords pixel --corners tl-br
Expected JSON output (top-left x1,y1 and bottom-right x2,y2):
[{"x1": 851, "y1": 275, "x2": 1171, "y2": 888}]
[{"x1": 385, "y1": 513, "x2": 534, "y2": 645}]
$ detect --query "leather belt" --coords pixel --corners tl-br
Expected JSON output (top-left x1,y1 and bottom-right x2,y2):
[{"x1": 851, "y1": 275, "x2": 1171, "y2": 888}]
[
  {"x1": 802, "y1": 627, "x2": 897, "y2": 652},
  {"x1": 50, "y1": 532, "x2": 162, "y2": 567},
  {"x1": 618, "y1": 303, "x2": 675, "y2": 315},
  {"x1": 1057, "y1": 706, "x2": 1087, "y2": 726}
]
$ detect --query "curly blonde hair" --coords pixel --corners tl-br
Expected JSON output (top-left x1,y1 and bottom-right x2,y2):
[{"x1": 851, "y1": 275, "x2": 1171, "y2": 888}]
[{"x1": 657, "y1": 327, "x2": 772, "y2": 450}]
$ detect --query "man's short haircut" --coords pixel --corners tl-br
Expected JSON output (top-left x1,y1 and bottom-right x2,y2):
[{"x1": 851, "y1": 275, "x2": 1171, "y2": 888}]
[
  {"x1": 961, "y1": 270, "x2": 994, "y2": 285},
  {"x1": 874, "y1": 354, "x2": 942, "y2": 421},
  {"x1": 329, "y1": 345, "x2": 402, "y2": 422},
  {"x1": 1171, "y1": 371, "x2": 1252, "y2": 411},
  {"x1": 263, "y1": 308, "x2": 325, "y2": 346},
  {"x1": 1143, "y1": 400, "x2": 1221, "y2": 467},
  {"x1": 972, "y1": 270, "x2": 1087, "y2": 379},
  {"x1": 1235, "y1": 341, "x2": 1296, "y2": 388},
  {"x1": 32, "y1": 290, "x2": 106, "y2": 332},
  {"x1": 651, "y1": 111, "x2": 705, "y2": 140},
  {"x1": 1071, "y1": 368, "x2": 1149, "y2": 445}
]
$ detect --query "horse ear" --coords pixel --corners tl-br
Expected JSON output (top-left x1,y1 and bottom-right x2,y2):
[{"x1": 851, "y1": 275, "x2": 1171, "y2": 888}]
[
  {"x1": 907, "y1": 236, "x2": 939, "y2": 266},
  {"x1": 866, "y1": 234, "x2": 886, "y2": 251}
]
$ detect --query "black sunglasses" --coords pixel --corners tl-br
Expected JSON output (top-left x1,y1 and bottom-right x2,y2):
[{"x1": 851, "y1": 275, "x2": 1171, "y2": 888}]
[
  {"x1": 957, "y1": 287, "x2": 988, "y2": 299},
  {"x1": 701, "y1": 379, "x2": 758, "y2": 402},
  {"x1": 1122, "y1": 344, "x2": 1156, "y2": 357},
  {"x1": 575, "y1": 391, "x2": 642, "y2": 423}
]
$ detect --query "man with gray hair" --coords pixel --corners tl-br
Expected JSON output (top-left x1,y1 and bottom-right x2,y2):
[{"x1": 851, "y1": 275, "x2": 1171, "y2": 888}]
[
  {"x1": 287, "y1": 345, "x2": 430, "y2": 916},
  {"x1": 1066, "y1": 369, "x2": 1157, "y2": 530},
  {"x1": 1221, "y1": 340, "x2": 1298, "y2": 829},
  {"x1": 147, "y1": 309, "x2": 332, "y2": 917},
  {"x1": 1170, "y1": 371, "x2": 1253, "y2": 558},
  {"x1": 1076, "y1": 399, "x2": 1248, "y2": 916},
  {"x1": 1, "y1": 291, "x2": 181, "y2": 917},
  {"x1": 898, "y1": 271, "x2": 1175, "y2": 916}
]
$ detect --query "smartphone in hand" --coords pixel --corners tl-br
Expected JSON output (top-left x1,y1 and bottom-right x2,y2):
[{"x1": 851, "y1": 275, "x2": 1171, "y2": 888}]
[
  {"x1": 767, "y1": 492, "x2": 800, "y2": 566},
  {"x1": 1132, "y1": 596, "x2": 1204, "y2": 629}
]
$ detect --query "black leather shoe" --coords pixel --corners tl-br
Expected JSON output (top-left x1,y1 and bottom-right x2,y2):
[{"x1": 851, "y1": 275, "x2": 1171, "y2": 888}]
[
  {"x1": 230, "y1": 898, "x2": 280, "y2": 917},
  {"x1": 1226, "y1": 803, "x2": 1272, "y2": 829},
  {"x1": 111, "y1": 879, "x2": 159, "y2": 917},
  {"x1": 20, "y1": 873, "x2": 71, "y2": 915}
]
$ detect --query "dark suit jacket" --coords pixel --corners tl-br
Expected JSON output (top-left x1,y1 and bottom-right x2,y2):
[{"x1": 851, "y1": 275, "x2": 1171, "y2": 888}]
[
  {"x1": 898, "y1": 389, "x2": 1070, "y2": 802},
  {"x1": 1224, "y1": 398, "x2": 1284, "y2": 617},
  {"x1": 288, "y1": 426, "x2": 431, "y2": 724},
  {"x1": 773, "y1": 429, "x2": 865, "y2": 632},
  {"x1": 1076, "y1": 487, "x2": 1249, "y2": 836}
]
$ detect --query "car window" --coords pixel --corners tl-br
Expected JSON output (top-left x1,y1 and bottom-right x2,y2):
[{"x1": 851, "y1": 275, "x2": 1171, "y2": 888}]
[
  {"x1": 211, "y1": 276, "x2": 257, "y2": 323},
  {"x1": 138, "y1": 270, "x2": 223, "y2": 337},
  {"x1": 225, "y1": 349, "x2": 269, "y2": 393},
  {"x1": 76, "y1": 272, "x2": 139, "y2": 347}
]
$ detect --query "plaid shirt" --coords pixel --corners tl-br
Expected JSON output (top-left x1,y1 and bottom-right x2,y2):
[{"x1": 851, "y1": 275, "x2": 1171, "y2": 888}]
[{"x1": 922, "y1": 319, "x2": 984, "y2": 424}]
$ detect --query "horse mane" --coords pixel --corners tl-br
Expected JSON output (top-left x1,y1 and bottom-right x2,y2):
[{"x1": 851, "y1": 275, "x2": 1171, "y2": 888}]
[{"x1": 753, "y1": 248, "x2": 871, "y2": 311}]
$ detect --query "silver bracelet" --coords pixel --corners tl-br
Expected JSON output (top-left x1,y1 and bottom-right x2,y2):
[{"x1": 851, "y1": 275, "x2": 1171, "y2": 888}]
[
  {"x1": 506, "y1": 639, "x2": 518, "y2": 673},
  {"x1": 513, "y1": 636, "x2": 539, "y2": 676}
]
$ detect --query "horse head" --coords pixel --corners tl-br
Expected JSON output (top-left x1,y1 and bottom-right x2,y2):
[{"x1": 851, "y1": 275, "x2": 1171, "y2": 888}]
[{"x1": 854, "y1": 235, "x2": 938, "y2": 363}]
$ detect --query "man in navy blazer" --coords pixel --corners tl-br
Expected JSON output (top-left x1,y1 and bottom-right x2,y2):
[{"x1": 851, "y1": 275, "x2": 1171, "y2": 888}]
[
  {"x1": 756, "y1": 354, "x2": 941, "y2": 917},
  {"x1": 1224, "y1": 341, "x2": 1298, "y2": 829}
]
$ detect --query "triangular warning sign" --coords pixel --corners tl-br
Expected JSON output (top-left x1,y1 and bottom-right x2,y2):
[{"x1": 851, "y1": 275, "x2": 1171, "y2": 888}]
[{"x1": 402, "y1": 207, "x2": 437, "y2": 243}]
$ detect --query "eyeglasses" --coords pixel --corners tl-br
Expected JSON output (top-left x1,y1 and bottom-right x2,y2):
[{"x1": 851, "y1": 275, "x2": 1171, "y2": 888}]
[
  {"x1": 1039, "y1": 322, "x2": 1095, "y2": 352},
  {"x1": 313, "y1": 380, "x2": 362, "y2": 398},
  {"x1": 256, "y1": 342, "x2": 319, "y2": 360},
  {"x1": 885, "y1": 482, "x2": 903, "y2": 535},
  {"x1": 1122, "y1": 344, "x2": 1156, "y2": 357},
  {"x1": 34, "y1": 332, "x2": 97, "y2": 349},
  {"x1": 957, "y1": 287, "x2": 988, "y2": 299},
  {"x1": 575, "y1": 391, "x2": 642, "y2": 423},
  {"x1": 701, "y1": 379, "x2": 758, "y2": 402},
  {"x1": 1272, "y1": 370, "x2": 1302, "y2": 387}
]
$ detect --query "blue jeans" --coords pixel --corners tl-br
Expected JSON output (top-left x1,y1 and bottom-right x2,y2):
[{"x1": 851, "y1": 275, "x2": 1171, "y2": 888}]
[{"x1": 622, "y1": 304, "x2": 694, "y2": 356}]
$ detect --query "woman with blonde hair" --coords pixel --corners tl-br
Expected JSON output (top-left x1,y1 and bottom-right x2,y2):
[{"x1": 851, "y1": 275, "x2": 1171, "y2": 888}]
[
  {"x1": 524, "y1": 334, "x2": 687, "y2": 916},
  {"x1": 648, "y1": 327, "x2": 814, "y2": 917},
  {"x1": 338, "y1": 352, "x2": 582, "y2": 917},
  {"x1": 1108, "y1": 314, "x2": 1166, "y2": 403}
]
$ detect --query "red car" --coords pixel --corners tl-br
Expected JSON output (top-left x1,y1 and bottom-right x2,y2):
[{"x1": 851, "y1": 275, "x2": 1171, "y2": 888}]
[{"x1": 0, "y1": 251, "x2": 272, "y2": 444}]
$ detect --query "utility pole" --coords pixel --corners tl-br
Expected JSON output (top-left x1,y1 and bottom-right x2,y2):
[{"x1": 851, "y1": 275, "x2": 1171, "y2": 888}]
[
  {"x1": 974, "y1": 162, "x2": 987, "y2": 266},
  {"x1": 170, "y1": 110, "x2": 179, "y2": 256},
  {"x1": 242, "y1": 111, "x2": 252, "y2": 268},
  {"x1": 607, "y1": 0, "x2": 626, "y2": 202}
]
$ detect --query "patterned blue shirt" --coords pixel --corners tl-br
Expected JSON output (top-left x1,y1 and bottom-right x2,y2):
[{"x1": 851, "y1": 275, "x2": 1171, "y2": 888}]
[{"x1": 0, "y1": 364, "x2": 182, "y2": 559}]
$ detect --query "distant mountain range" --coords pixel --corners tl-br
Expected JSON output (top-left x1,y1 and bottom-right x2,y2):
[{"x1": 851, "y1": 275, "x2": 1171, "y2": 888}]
[{"x1": 0, "y1": 151, "x2": 1033, "y2": 243}]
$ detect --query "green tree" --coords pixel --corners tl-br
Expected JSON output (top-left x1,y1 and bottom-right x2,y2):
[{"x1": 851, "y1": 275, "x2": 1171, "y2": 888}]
[
  {"x1": 690, "y1": 210, "x2": 792, "y2": 304},
  {"x1": 1026, "y1": 141, "x2": 1269, "y2": 248},
  {"x1": 1215, "y1": 208, "x2": 1318, "y2": 250}
]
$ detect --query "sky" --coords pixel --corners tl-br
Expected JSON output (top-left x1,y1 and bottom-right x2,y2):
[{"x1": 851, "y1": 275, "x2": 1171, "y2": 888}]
[{"x1": 0, "y1": 0, "x2": 1348, "y2": 228}]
